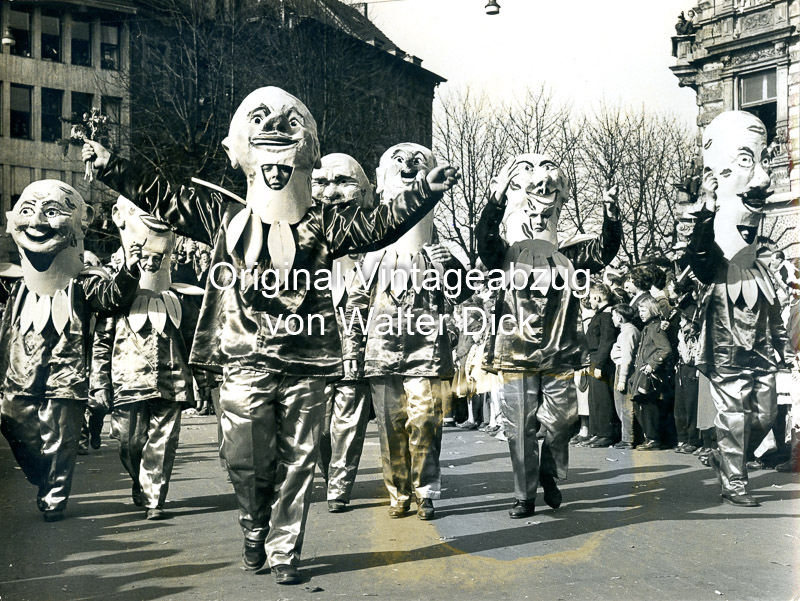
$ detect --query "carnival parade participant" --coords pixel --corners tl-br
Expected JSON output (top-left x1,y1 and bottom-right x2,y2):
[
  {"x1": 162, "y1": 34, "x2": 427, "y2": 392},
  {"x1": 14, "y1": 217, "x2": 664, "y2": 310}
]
[
  {"x1": 477, "y1": 154, "x2": 621, "y2": 518},
  {"x1": 687, "y1": 110, "x2": 787, "y2": 507},
  {"x1": 90, "y1": 197, "x2": 197, "y2": 520},
  {"x1": 311, "y1": 153, "x2": 374, "y2": 514},
  {"x1": 350, "y1": 143, "x2": 471, "y2": 520},
  {"x1": 0, "y1": 180, "x2": 142, "y2": 522},
  {"x1": 82, "y1": 87, "x2": 458, "y2": 584}
]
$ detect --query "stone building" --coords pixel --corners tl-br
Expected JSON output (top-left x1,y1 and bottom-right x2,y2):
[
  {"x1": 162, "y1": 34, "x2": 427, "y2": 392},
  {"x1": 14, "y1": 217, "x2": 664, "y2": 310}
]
[
  {"x1": 0, "y1": 0, "x2": 134, "y2": 259},
  {"x1": 0, "y1": 0, "x2": 444, "y2": 260},
  {"x1": 670, "y1": 0, "x2": 799, "y2": 256}
]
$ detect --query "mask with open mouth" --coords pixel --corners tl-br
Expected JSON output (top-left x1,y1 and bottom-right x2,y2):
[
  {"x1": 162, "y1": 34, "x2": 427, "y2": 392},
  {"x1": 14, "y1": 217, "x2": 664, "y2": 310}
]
[
  {"x1": 702, "y1": 110, "x2": 772, "y2": 264},
  {"x1": 113, "y1": 196, "x2": 175, "y2": 293},
  {"x1": 312, "y1": 153, "x2": 374, "y2": 208},
  {"x1": 7, "y1": 180, "x2": 93, "y2": 296}
]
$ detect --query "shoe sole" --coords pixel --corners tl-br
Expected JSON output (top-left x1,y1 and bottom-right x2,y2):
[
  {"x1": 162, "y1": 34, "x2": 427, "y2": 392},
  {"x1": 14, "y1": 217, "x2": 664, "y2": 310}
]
[{"x1": 720, "y1": 495, "x2": 759, "y2": 508}]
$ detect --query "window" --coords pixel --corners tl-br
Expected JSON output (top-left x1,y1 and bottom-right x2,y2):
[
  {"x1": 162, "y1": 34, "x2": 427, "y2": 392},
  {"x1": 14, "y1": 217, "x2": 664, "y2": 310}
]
[
  {"x1": 8, "y1": 8, "x2": 32, "y2": 58},
  {"x1": 12, "y1": 167, "x2": 34, "y2": 210},
  {"x1": 10, "y1": 84, "x2": 32, "y2": 139},
  {"x1": 41, "y1": 11, "x2": 63, "y2": 62},
  {"x1": 71, "y1": 16, "x2": 93, "y2": 67},
  {"x1": 71, "y1": 91, "x2": 94, "y2": 123},
  {"x1": 739, "y1": 70, "x2": 777, "y2": 107},
  {"x1": 100, "y1": 23, "x2": 120, "y2": 70},
  {"x1": 739, "y1": 70, "x2": 778, "y2": 144},
  {"x1": 42, "y1": 88, "x2": 64, "y2": 143},
  {"x1": 102, "y1": 96, "x2": 122, "y2": 146}
]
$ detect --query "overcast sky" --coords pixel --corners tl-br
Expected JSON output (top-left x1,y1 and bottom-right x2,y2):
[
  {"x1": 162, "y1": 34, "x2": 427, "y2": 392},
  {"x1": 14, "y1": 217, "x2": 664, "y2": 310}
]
[{"x1": 364, "y1": 0, "x2": 699, "y2": 124}]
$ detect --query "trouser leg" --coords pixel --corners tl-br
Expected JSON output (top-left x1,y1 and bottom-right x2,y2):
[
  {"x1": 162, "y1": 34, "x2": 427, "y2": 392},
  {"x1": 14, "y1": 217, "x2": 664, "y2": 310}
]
[
  {"x1": 327, "y1": 382, "x2": 371, "y2": 503},
  {"x1": 588, "y1": 374, "x2": 616, "y2": 438},
  {"x1": 404, "y1": 377, "x2": 443, "y2": 501},
  {"x1": 140, "y1": 399, "x2": 182, "y2": 509},
  {"x1": 317, "y1": 383, "x2": 335, "y2": 483},
  {"x1": 538, "y1": 372, "x2": 578, "y2": 480},
  {"x1": 634, "y1": 397, "x2": 661, "y2": 441},
  {"x1": 501, "y1": 372, "x2": 541, "y2": 501},
  {"x1": 264, "y1": 376, "x2": 326, "y2": 567},
  {"x1": 1, "y1": 395, "x2": 47, "y2": 490},
  {"x1": 114, "y1": 403, "x2": 147, "y2": 492},
  {"x1": 613, "y1": 389, "x2": 634, "y2": 443},
  {"x1": 370, "y1": 376, "x2": 413, "y2": 508}
]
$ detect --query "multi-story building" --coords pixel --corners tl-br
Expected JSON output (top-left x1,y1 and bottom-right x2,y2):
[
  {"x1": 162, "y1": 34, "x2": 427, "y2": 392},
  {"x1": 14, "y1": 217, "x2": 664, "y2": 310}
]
[
  {"x1": 670, "y1": 0, "x2": 799, "y2": 256},
  {"x1": 0, "y1": 0, "x2": 134, "y2": 259},
  {"x1": 0, "y1": 0, "x2": 444, "y2": 260}
]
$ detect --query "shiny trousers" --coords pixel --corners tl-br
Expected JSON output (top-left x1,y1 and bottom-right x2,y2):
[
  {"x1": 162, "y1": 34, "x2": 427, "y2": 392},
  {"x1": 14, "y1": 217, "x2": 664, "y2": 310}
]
[
  {"x1": 370, "y1": 376, "x2": 443, "y2": 507},
  {"x1": 501, "y1": 371, "x2": 578, "y2": 501},
  {"x1": 1, "y1": 395, "x2": 85, "y2": 511},
  {"x1": 318, "y1": 381, "x2": 371, "y2": 503},
  {"x1": 220, "y1": 367, "x2": 326, "y2": 567},
  {"x1": 707, "y1": 367, "x2": 776, "y2": 493},
  {"x1": 113, "y1": 399, "x2": 182, "y2": 509}
]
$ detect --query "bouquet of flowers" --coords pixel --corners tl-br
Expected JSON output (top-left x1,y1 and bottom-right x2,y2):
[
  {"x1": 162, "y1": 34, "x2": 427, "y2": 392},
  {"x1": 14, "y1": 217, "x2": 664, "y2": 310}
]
[{"x1": 60, "y1": 108, "x2": 110, "y2": 182}]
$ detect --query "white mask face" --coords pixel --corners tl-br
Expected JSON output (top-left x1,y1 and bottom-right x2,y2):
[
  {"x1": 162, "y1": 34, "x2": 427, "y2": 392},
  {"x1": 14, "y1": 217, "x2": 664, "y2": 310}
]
[
  {"x1": 703, "y1": 111, "x2": 771, "y2": 262},
  {"x1": 375, "y1": 143, "x2": 435, "y2": 202},
  {"x1": 498, "y1": 154, "x2": 569, "y2": 247},
  {"x1": 312, "y1": 153, "x2": 373, "y2": 208}
]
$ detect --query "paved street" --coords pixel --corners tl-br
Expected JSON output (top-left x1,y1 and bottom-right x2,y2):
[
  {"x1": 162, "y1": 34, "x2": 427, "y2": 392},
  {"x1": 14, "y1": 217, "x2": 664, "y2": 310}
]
[{"x1": 1, "y1": 415, "x2": 798, "y2": 601}]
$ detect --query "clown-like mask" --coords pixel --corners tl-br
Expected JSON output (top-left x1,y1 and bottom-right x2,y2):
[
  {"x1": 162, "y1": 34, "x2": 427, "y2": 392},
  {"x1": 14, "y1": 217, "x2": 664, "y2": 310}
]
[
  {"x1": 112, "y1": 196, "x2": 174, "y2": 292},
  {"x1": 312, "y1": 153, "x2": 373, "y2": 208},
  {"x1": 222, "y1": 87, "x2": 320, "y2": 225},
  {"x1": 7, "y1": 180, "x2": 91, "y2": 257},
  {"x1": 376, "y1": 143, "x2": 436, "y2": 203},
  {"x1": 498, "y1": 154, "x2": 569, "y2": 247},
  {"x1": 702, "y1": 111, "x2": 771, "y2": 262}
]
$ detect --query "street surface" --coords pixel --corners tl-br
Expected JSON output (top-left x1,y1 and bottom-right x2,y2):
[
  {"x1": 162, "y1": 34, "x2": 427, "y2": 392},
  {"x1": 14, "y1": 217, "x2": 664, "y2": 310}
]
[{"x1": 1, "y1": 416, "x2": 798, "y2": 601}]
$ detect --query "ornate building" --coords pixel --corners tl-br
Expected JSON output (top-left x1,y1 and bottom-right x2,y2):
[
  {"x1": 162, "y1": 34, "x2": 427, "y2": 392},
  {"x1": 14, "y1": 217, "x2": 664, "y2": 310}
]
[{"x1": 670, "y1": 0, "x2": 799, "y2": 256}]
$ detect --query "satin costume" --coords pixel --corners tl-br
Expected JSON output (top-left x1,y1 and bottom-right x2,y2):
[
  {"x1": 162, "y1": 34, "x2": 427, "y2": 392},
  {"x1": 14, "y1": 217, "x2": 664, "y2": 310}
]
[
  {"x1": 318, "y1": 262, "x2": 372, "y2": 505},
  {"x1": 95, "y1": 154, "x2": 444, "y2": 568},
  {"x1": 477, "y1": 199, "x2": 621, "y2": 502},
  {"x1": 349, "y1": 249, "x2": 470, "y2": 509},
  {"x1": 688, "y1": 208, "x2": 787, "y2": 495},
  {"x1": 91, "y1": 307, "x2": 195, "y2": 510},
  {"x1": 0, "y1": 268, "x2": 140, "y2": 513}
]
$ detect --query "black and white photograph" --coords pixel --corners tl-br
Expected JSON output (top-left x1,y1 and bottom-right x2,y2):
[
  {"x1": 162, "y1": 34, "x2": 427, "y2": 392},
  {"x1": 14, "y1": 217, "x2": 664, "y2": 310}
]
[{"x1": 0, "y1": 0, "x2": 798, "y2": 599}]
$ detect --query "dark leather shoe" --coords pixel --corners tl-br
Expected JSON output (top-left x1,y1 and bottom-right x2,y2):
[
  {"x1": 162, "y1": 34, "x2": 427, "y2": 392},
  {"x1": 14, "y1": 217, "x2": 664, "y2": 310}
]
[
  {"x1": 273, "y1": 564, "x2": 301, "y2": 585},
  {"x1": 579, "y1": 436, "x2": 599, "y2": 447},
  {"x1": 417, "y1": 498, "x2": 435, "y2": 520},
  {"x1": 569, "y1": 434, "x2": 590, "y2": 446},
  {"x1": 636, "y1": 439, "x2": 661, "y2": 451},
  {"x1": 145, "y1": 507, "x2": 168, "y2": 520},
  {"x1": 388, "y1": 502, "x2": 410, "y2": 518},
  {"x1": 43, "y1": 509, "x2": 64, "y2": 523},
  {"x1": 676, "y1": 444, "x2": 698, "y2": 454},
  {"x1": 242, "y1": 539, "x2": 267, "y2": 571},
  {"x1": 540, "y1": 475, "x2": 562, "y2": 509},
  {"x1": 132, "y1": 485, "x2": 145, "y2": 507},
  {"x1": 589, "y1": 437, "x2": 614, "y2": 448},
  {"x1": 745, "y1": 460, "x2": 764, "y2": 471},
  {"x1": 776, "y1": 458, "x2": 800, "y2": 473},
  {"x1": 720, "y1": 490, "x2": 760, "y2": 507},
  {"x1": 508, "y1": 499, "x2": 535, "y2": 519},
  {"x1": 613, "y1": 441, "x2": 633, "y2": 449},
  {"x1": 327, "y1": 500, "x2": 347, "y2": 513}
]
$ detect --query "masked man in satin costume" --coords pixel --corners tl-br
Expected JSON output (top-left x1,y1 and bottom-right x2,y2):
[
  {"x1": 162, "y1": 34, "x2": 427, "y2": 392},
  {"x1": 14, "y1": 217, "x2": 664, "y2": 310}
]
[
  {"x1": 90, "y1": 197, "x2": 197, "y2": 520},
  {"x1": 0, "y1": 181, "x2": 142, "y2": 522},
  {"x1": 477, "y1": 155, "x2": 621, "y2": 519},
  {"x1": 350, "y1": 143, "x2": 471, "y2": 521},
  {"x1": 82, "y1": 87, "x2": 458, "y2": 584},
  {"x1": 688, "y1": 111, "x2": 787, "y2": 507},
  {"x1": 311, "y1": 153, "x2": 374, "y2": 514}
]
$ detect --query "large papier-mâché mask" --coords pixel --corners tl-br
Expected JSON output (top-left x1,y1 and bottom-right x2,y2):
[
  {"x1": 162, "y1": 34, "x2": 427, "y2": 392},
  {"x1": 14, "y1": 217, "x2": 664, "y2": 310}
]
[
  {"x1": 498, "y1": 154, "x2": 569, "y2": 249},
  {"x1": 7, "y1": 180, "x2": 92, "y2": 295},
  {"x1": 702, "y1": 111, "x2": 771, "y2": 264},
  {"x1": 112, "y1": 196, "x2": 174, "y2": 293},
  {"x1": 222, "y1": 86, "x2": 320, "y2": 225},
  {"x1": 312, "y1": 153, "x2": 374, "y2": 209}
]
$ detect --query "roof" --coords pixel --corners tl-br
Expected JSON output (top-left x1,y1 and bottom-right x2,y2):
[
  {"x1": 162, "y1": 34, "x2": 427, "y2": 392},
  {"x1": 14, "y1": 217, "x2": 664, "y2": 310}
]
[{"x1": 13, "y1": 0, "x2": 137, "y2": 14}]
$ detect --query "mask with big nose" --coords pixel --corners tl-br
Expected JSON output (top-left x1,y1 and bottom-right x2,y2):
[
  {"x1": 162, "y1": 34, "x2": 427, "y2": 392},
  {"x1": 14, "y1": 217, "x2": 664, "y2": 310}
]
[{"x1": 702, "y1": 110, "x2": 772, "y2": 265}]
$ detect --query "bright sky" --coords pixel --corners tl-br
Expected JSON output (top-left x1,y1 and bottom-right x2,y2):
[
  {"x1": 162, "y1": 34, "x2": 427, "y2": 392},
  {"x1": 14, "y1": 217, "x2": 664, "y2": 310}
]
[{"x1": 365, "y1": 0, "x2": 699, "y2": 125}]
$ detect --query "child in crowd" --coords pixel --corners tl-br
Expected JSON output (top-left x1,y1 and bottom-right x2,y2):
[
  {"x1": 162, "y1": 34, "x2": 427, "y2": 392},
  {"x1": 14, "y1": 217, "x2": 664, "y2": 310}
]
[{"x1": 610, "y1": 304, "x2": 641, "y2": 449}]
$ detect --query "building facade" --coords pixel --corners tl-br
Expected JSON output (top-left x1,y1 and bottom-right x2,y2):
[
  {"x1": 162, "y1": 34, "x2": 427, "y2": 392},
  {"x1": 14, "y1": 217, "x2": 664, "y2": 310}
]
[{"x1": 670, "y1": 0, "x2": 799, "y2": 255}]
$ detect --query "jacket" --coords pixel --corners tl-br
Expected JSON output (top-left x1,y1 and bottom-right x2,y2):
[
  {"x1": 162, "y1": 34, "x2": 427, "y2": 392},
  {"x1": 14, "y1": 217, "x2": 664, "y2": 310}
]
[
  {"x1": 610, "y1": 321, "x2": 641, "y2": 389},
  {"x1": 476, "y1": 199, "x2": 622, "y2": 373},
  {"x1": 586, "y1": 305, "x2": 617, "y2": 376},
  {"x1": 0, "y1": 267, "x2": 139, "y2": 400},
  {"x1": 629, "y1": 317, "x2": 672, "y2": 397},
  {"x1": 96, "y1": 154, "x2": 443, "y2": 377}
]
